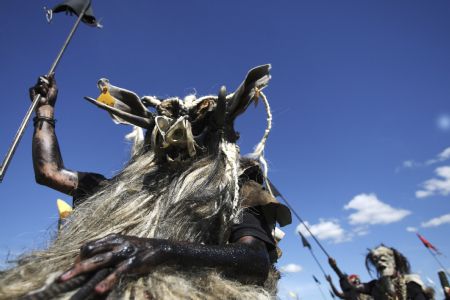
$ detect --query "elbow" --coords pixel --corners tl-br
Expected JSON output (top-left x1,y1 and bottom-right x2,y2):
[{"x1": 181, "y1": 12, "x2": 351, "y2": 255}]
[
  {"x1": 34, "y1": 167, "x2": 55, "y2": 187},
  {"x1": 242, "y1": 244, "x2": 271, "y2": 285},
  {"x1": 33, "y1": 164, "x2": 76, "y2": 195},
  {"x1": 256, "y1": 249, "x2": 271, "y2": 282},
  {"x1": 34, "y1": 164, "x2": 61, "y2": 188}
]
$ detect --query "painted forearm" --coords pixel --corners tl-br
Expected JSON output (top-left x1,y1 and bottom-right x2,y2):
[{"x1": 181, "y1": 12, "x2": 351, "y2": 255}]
[
  {"x1": 73, "y1": 234, "x2": 271, "y2": 288},
  {"x1": 169, "y1": 240, "x2": 270, "y2": 283},
  {"x1": 32, "y1": 105, "x2": 78, "y2": 194},
  {"x1": 331, "y1": 263, "x2": 345, "y2": 279}
]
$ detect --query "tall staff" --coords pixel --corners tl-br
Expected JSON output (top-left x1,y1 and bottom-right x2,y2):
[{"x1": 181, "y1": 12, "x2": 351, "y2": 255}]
[
  {"x1": 298, "y1": 231, "x2": 329, "y2": 279},
  {"x1": 0, "y1": 0, "x2": 100, "y2": 182},
  {"x1": 268, "y1": 180, "x2": 332, "y2": 258},
  {"x1": 313, "y1": 275, "x2": 330, "y2": 300}
]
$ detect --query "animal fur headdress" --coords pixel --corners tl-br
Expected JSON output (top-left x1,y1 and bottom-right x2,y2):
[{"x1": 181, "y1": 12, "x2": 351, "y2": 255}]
[
  {"x1": 365, "y1": 244, "x2": 411, "y2": 277},
  {"x1": 0, "y1": 65, "x2": 282, "y2": 300}
]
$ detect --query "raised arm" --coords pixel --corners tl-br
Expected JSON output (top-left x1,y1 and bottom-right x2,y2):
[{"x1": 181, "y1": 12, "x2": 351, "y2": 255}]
[
  {"x1": 30, "y1": 74, "x2": 78, "y2": 195},
  {"x1": 59, "y1": 234, "x2": 271, "y2": 295},
  {"x1": 328, "y1": 257, "x2": 346, "y2": 279}
]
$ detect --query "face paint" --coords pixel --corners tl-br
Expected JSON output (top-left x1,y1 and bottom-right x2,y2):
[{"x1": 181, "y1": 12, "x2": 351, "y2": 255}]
[{"x1": 372, "y1": 246, "x2": 396, "y2": 277}]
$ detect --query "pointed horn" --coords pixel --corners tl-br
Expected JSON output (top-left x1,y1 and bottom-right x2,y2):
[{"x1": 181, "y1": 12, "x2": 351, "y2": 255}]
[
  {"x1": 214, "y1": 86, "x2": 227, "y2": 129},
  {"x1": 84, "y1": 97, "x2": 154, "y2": 128}
]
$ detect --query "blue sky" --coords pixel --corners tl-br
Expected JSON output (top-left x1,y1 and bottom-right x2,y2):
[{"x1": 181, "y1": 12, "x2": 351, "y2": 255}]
[{"x1": 1, "y1": 1, "x2": 449, "y2": 299}]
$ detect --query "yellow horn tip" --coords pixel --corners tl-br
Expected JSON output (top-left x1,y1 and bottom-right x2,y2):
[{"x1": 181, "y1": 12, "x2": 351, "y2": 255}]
[
  {"x1": 96, "y1": 89, "x2": 115, "y2": 107},
  {"x1": 57, "y1": 199, "x2": 73, "y2": 220}
]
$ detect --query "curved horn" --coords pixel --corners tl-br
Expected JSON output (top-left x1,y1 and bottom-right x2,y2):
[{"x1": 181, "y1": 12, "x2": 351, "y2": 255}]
[
  {"x1": 84, "y1": 97, "x2": 154, "y2": 128},
  {"x1": 227, "y1": 64, "x2": 271, "y2": 120}
]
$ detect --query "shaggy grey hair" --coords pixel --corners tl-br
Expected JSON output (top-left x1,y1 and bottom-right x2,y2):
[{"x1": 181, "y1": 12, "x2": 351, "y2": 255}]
[{"x1": 0, "y1": 138, "x2": 275, "y2": 299}]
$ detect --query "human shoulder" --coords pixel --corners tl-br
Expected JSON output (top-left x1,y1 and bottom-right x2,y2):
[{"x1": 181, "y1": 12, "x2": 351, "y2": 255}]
[{"x1": 73, "y1": 172, "x2": 109, "y2": 207}]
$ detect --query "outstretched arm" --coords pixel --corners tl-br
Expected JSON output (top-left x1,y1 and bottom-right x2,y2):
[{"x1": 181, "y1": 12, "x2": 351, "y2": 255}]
[
  {"x1": 328, "y1": 257, "x2": 346, "y2": 279},
  {"x1": 31, "y1": 75, "x2": 78, "y2": 194},
  {"x1": 326, "y1": 275, "x2": 346, "y2": 299},
  {"x1": 59, "y1": 234, "x2": 271, "y2": 295}
]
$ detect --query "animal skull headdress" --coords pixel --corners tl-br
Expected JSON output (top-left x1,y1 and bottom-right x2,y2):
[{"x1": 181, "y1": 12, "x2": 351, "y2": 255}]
[
  {"x1": 366, "y1": 245, "x2": 412, "y2": 278},
  {"x1": 84, "y1": 65, "x2": 271, "y2": 163}
]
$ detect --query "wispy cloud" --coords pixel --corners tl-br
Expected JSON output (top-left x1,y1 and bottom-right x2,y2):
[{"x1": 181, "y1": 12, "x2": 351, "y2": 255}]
[
  {"x1": 416, "y1": 166, "x2": 450, "y2": 198},
  {"x1": 425, "y1": 148, "x2": 450, "y2": 165},
  {"x1": 406, "y1": 226, "x2": 418, "y2": 232},
  {"x1": 279, "y1": 263, "x2": 303, "y2": 273},
  {"x1": 352, "y1": 226, "x2": 370, "y2": 236},
  {"x1": 421, "y1": 213, "x2": 450, "y2": 228},
  {"x1": 398, "y1": 147, "x2": 450, "y2": 171},
  {"x1": 344, "y1": 193, "x2": 411, "y2": 225},
  {"x1": 296, "y1": 219, "x2": 351, "y2": 244}
]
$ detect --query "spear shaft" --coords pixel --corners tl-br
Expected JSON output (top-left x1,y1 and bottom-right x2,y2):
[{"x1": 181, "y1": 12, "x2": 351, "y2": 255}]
[
  {"x1": 269, "y1": 179, "x2": 332, "y2": 258},
  {"x1": 426, "y1": 247, "x2": 450, "y2": 276},
  {"x1": 0, "y1": 2, "x2": 89, "y2": 183}
]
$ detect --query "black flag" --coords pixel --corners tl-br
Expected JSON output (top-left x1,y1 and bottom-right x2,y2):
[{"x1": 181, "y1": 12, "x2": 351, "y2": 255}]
[
  {"x1": 267, "y1": 179, "x2": 282, "y2": 198},
  {"x1": 299, "y1": 231, "x2": 312, "y2": 250},
  {"x1": 50, "y1": 0, "x2": 100, "y2": 27}
]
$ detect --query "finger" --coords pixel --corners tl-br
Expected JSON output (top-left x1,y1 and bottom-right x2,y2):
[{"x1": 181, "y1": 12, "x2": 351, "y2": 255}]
[
  {"x1": 60, "y1": 252, "x2": 114, "y2": 281},
  {"x1": 47, "y1": 73, "x2": 57, "y2": 89},
  {"x1": 34, "y1": 80, "x2": 49, "y2": 96},
  {"x1": 80, "y1": 235, "x2": 123, "y2": 259},
  {"x1": 95, "y1": 261, "x2": 130, "y2": 294},
  {"x1": 29, "y1": 87, "x2": 36, "y2": 101},
  {"x1": 69, "y1": 268, "x2": 112, "y2": 300},
  {"x1": 39, "y1": 76, "x2": 50, "y2": 86}
]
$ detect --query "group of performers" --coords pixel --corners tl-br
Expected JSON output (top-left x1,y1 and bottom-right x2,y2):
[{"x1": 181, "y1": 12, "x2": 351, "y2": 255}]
[{"x1": 323, "y1": 246, "x2": 449, "y2": 300}]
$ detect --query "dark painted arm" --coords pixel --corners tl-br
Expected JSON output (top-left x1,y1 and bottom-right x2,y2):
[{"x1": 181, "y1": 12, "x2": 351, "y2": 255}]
[
  {"x1": 31, "y1": 75, "x2": 78, "y2": 194},
  {"x1": 326, "y1": 275, "x2": 345, "y2": 299},
  {"x1": 328, "y1": 257, "x2": 346, "y2": 279},
  {"x1": 407, "y1": 282, "x2": 428, "y2": 300},
  {"x1": 59, "y1": 234, "x2": 271, "y2": 295},
  {"x1": 355, "y1": 282, "x2": 373, "y2": 295}
]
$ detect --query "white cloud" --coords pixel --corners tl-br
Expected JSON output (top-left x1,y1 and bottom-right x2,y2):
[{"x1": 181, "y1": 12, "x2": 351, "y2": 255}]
[
  {"x1": 438, "y1": 148, "x2": 450, "y2": 160},
  {"x1": 406, "y1": 226, "x2": 418, "y2": 232},
  {"x1": 416, "y1": 166, "x2": 450, "y2": 198},
  {"x1": 296, "y1": 219, "x2": 351, "y2": 244},
  {"x1": 426, "y1": 147, "x2": 450, "y2": 165},
  {"x1": 421, "y1": 213, "x2": 450, "y2": 228},
  {"x1": 279, "y1": 263, "x2": 303, "y2": 273},
  {"x1": 344, "y1": 193, "x2": 411, "y2": 225}
]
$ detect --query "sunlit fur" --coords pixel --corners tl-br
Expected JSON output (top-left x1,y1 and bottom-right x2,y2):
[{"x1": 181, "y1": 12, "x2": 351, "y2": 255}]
[{"x1": 0, "y1": 139, "x2": 274, "y2": 299}]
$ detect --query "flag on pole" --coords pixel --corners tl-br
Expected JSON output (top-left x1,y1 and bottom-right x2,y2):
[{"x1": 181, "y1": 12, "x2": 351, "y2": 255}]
[
  {"x1": 313, "y1": 275, "x2": 321, "y2": 285},
  {"x1": 48, "y1": 0, "x2": 101, "y2": 27},
  {"x1": 417, "y1": 233, "x2": 441, "y2": 254},
  {"x1": 299, "y1": 231, "x2": 312, "y2": 250}
]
